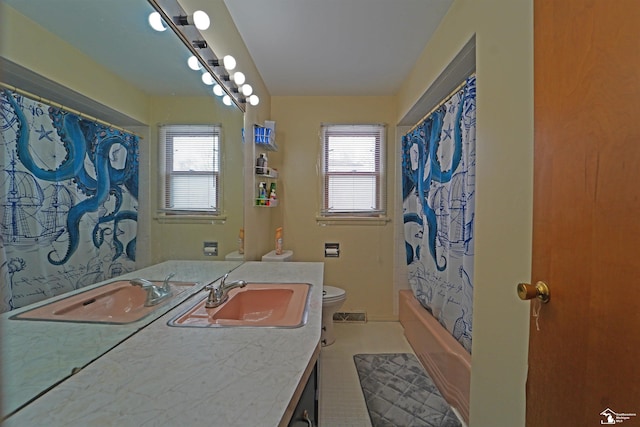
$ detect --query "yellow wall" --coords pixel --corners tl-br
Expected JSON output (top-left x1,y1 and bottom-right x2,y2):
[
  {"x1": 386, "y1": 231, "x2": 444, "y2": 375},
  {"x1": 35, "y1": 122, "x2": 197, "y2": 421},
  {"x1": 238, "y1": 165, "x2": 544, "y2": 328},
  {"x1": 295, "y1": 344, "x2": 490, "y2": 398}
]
[
  {"x1": 398, "y1": 0, "x2": 533, "y2": 425},
  {"x1": 0, "y1": 4, "x2": 149, "y2": 124},
  {"x1": 148, "y1": 96, "x2": 245, "y2": 263},
  {"x1": 3, "y1": 0, "x2": 534, "y2": 424},
  {"x1": 0, "y1": 1, "x2": 266, "y2": 267},
  {"x1": 270, "y1": 96, "x2": 397, "y2": 320}
]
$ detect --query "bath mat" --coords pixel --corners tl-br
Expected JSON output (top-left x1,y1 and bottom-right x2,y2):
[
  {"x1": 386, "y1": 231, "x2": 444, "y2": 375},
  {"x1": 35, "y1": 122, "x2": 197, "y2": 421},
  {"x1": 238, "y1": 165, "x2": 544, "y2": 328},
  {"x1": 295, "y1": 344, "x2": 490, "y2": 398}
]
[{"x1": 353, "y1": 353, "x2": 462, "y2": 427}]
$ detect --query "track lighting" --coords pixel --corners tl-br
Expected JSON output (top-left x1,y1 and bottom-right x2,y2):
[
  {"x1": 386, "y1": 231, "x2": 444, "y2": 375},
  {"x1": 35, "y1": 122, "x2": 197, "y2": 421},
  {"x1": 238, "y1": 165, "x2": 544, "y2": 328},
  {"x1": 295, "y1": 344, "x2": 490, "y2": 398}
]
[
  {"x1": 238, "y1": 95, "x2": 260, "y2": 106},
  {"x1": 201, "y1": 72, "x2": 215, "y2": 85},
  {"x1": 241, "y1": 84, "x2": 253, "y2": 96},
  {"x1": 208, "y1": 55, "x2": 236, "y2": 71},
  {"x1": 230, "y1": 71, "x2": 245, "y2": 85},
  {"x1": 174, "y1": 10, "x2": 210, "y2": 30},
  {"x1": 148, "y1": 0, "x2": 258, "y2": 111},
  {"x1": 187, "y1": 55, "x2": 202, "y2": 71},
  {"x1": 148, "y1": 12, "x2": 167, "y2": 32},
  {"x1": 212, "y1": 84, "x2": 224, "y2": 96}
]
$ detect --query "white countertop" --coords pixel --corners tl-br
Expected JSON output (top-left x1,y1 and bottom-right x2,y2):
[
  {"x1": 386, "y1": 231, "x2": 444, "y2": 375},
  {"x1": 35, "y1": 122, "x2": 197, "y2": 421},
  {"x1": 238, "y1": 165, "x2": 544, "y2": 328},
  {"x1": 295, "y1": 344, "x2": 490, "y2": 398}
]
[
  {"x1": 1, "y1": 260, "x2": 242, "y2": 418},
  {"x1": 2, "y1": 261, "x2": 323, "y2": 427}
]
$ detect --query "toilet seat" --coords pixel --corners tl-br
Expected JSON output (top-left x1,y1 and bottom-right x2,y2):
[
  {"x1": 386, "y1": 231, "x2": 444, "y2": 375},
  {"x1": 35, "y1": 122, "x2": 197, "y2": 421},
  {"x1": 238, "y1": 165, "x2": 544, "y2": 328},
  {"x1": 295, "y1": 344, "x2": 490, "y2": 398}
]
[{"x1": 323, "y1": 286, "x2": 346, "y2": 303}]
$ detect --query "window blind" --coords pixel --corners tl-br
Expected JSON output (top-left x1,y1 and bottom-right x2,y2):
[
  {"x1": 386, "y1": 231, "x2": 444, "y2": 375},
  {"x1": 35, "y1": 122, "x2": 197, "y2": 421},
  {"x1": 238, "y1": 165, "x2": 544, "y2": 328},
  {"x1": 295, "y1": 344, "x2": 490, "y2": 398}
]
[
  {"x1": 320, "y1": 124, "x2": 386, "y2": 216},
  {"x1": 159, "y1": 124, "x2": 221, "y2": 214}
]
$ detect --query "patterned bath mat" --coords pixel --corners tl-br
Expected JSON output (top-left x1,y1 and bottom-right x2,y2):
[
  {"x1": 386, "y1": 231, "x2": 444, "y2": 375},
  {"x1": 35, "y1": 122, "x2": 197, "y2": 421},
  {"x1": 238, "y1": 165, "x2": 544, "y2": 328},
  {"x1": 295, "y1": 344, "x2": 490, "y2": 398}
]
[{"x1": 353, "y1": 353, "x2": 462, "y2": 427}]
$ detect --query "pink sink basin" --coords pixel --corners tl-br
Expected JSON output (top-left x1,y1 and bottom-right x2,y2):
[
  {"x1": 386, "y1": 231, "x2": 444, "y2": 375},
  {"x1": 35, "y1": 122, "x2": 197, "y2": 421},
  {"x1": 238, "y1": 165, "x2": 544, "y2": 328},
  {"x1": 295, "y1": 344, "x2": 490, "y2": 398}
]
[
  {"x1": 11, "y1": 280, "x2": 197, "y2": 324},
  {"x1": 168, "y1": 283, "x2": 311, "y2": 328}
]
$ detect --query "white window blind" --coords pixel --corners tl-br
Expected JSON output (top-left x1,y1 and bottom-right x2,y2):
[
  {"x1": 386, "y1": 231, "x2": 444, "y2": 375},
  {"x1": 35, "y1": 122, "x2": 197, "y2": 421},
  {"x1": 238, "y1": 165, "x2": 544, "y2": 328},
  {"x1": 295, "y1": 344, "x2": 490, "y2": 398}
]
[
  {"x1": 159, "y1": 124, "x2": 221, "y2": 214},
  {"x1": 320, "y1": 124, "x2": 386, "y2": 216}
]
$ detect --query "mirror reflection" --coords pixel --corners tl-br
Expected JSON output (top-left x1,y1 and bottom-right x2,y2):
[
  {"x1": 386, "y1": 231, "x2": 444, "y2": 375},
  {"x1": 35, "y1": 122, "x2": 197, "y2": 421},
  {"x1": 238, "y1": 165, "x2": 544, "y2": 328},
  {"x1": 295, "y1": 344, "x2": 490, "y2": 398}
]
[{"x1": 0, "y1": 0, "x2": 244, "y2": 417}]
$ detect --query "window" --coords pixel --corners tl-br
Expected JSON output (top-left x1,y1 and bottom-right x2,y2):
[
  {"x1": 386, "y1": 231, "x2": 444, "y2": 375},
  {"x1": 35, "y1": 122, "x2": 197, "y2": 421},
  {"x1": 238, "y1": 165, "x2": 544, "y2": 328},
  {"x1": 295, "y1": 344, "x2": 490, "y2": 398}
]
[
  {"x1": 159, "y1": 124, "x2": 221, "y2": 214},
  {"x1": 320, "y1": 124, "x2": 386, "y2": 216}
]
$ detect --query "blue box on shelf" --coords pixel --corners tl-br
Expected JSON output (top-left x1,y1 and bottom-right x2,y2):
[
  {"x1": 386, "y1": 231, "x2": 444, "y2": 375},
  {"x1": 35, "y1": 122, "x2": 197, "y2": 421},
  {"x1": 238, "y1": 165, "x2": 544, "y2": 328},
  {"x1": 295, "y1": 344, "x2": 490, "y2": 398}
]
[{"x1": 254, "y1": 126, "x2": 272, "y2": 144}]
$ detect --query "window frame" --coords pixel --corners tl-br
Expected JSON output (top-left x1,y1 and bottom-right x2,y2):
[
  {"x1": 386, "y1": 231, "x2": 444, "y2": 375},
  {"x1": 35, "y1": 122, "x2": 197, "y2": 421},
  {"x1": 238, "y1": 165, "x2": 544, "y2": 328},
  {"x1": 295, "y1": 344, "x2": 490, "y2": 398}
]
[
  {"x1": 319, "y1": 123, "x2": 387, "y2": 218},
  {"x1": 158, "y1": 124, "x2": 222, "y2": 217}
]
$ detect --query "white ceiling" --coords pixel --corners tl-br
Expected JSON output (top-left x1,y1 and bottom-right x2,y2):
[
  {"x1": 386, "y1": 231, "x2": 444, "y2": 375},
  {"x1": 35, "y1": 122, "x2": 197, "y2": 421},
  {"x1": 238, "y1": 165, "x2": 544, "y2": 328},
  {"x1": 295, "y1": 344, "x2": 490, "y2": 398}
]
[
  {"x1": 223, "y1": 0, "x2": 453, "y2": 96},
  {"x1": 2, "y1": 0, "x2": 453, "y2": 100}
]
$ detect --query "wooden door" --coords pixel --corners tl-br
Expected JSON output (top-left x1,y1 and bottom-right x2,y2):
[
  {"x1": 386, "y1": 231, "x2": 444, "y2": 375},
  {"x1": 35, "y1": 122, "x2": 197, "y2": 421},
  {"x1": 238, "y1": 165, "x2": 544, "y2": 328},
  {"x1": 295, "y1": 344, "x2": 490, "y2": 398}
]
[{"x1": 528, "y1": 1, "x2": 640, "y2": 426}]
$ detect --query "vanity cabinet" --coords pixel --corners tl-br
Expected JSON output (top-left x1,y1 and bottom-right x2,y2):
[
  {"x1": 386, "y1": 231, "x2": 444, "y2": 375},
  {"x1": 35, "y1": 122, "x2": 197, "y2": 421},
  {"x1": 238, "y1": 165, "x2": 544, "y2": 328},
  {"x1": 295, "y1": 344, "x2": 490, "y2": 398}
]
[{"x1": 288, "y1": 362, "x2": 318, "y2": 427}]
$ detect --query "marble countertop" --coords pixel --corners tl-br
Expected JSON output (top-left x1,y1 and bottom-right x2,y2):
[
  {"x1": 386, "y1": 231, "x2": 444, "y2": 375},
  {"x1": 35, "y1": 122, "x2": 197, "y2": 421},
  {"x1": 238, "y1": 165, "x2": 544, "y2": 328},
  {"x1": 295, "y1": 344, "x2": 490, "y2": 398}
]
[
  {"x1": 1, "y1": 260, "x2": 243, "y2": 418},
  {"x1": 2, "y1": 261, "x2": 323, "y2": 427}
]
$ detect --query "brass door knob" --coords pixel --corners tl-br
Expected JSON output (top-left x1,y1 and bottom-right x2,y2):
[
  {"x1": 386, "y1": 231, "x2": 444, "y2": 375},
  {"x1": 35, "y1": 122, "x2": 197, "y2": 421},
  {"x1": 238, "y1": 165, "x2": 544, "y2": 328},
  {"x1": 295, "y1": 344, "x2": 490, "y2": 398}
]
[{"x1": 517, "y1": 281, "x2": 550, "y2": 303}]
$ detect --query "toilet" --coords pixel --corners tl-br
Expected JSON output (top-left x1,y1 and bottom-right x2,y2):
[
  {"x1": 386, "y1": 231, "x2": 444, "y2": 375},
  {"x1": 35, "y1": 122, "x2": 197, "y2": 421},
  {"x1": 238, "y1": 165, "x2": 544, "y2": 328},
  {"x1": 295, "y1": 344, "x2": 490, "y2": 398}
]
[{"x1": 321, "y1": 286, "x2": 346, "y2": 346}]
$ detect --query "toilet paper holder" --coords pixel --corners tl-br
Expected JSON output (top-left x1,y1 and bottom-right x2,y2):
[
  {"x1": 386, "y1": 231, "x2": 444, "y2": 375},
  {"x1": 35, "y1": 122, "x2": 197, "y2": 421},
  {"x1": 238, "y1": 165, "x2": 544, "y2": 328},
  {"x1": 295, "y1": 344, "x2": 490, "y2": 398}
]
[
  {"x1": 203, "y1": 241, "x2": 218, "y2": 256},
  {"x1": 324, "y1": 243, "x2": 340, "y2": 258}
]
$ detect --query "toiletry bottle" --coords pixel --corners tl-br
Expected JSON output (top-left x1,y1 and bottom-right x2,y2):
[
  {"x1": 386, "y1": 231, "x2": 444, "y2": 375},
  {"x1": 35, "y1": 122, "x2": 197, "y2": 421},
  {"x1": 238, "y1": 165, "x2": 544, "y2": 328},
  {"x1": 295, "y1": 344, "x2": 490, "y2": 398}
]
[
  {"x1": 256, "y1": 154, "x2": 265, "y2": 174},
  {"x1": 275, "y1": 227, "x2": 283, "y2": 255},
  {"x1": 238, "y1": 228, "x2": 244, "y2": 254},
  {"x1": 269, "y1": 182, "x2": 277, "y2": 201},
  {"x1": 262, "y1": 153, "x2": 269, "y2": 175},
  {"x1": 258, "y1": 182, "x2": 267, "y2": 204}
]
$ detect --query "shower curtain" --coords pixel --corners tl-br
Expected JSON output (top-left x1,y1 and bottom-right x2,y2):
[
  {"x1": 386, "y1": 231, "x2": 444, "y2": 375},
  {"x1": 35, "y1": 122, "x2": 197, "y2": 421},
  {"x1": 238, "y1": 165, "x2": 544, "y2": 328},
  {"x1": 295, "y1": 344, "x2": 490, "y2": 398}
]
[
  {"x1": 401, "y1": 75, "x2": 476, "y2": 353},
  {"x1": 0, "y1": 89, "x2": 139, "y2": 312}
]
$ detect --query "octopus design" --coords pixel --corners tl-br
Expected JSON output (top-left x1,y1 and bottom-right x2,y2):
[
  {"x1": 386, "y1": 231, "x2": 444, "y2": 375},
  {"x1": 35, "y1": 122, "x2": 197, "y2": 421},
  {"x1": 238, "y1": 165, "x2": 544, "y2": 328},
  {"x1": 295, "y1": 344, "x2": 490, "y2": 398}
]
[
  {"x1": 3, "y1": 90, "x2": 138, "y2": 265},
  {"x1": 402, "y1": 76, "x2": 476, "y2": 271},
  {"x1": 403, "y1": 104, "x2": 462, "y2": 271}
]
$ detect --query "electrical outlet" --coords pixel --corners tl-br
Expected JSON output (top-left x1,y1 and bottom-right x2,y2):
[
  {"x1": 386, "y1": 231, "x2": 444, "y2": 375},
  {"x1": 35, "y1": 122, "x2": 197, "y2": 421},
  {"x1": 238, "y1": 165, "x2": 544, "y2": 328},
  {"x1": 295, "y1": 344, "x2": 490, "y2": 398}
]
[{"x1": 203, "y1": 241, "x2": 218, "y2": 256}]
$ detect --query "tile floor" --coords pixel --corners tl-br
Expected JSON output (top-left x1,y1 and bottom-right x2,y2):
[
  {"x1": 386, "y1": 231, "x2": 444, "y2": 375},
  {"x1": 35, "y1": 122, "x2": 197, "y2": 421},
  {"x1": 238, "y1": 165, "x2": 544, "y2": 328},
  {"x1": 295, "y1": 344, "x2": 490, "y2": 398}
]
[{"x1": 318, "y1": 321, "x2": 415, "y2": 426}]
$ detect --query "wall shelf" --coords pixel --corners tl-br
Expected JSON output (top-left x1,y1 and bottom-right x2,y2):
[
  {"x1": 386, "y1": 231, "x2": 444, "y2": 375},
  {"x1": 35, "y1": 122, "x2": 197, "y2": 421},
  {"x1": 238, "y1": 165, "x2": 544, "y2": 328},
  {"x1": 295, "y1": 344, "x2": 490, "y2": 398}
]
[
  {"x1": 254, "y1": 124, "x2": 277, "y2": 151},
  {"x1": 254, "y1": 121, "x2": 279, "y2": 208},
  {"x1": 255, "y1": 167, "x2": 278, "y2": 179},
  {"x1": 255, "y1": 198, "x2": 278, "y2": 207}
]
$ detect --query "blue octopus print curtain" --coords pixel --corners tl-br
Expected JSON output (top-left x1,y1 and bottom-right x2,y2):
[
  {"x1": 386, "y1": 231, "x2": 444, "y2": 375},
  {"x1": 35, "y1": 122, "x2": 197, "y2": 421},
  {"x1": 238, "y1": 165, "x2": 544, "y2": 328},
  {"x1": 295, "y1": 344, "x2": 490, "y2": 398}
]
[
  {"x1": 401, "y1": 75, "x2": 476, "y2": 353},
  {"x1": 0, "y1": 89, "x2": 139, "y2": 312}
]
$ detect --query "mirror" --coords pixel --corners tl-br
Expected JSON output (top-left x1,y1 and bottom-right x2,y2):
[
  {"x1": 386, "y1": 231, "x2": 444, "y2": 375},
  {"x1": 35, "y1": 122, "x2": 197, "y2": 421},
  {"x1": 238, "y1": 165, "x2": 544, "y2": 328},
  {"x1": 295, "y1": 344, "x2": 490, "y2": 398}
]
[{"x1": 0, "y1": 0, "x2": 245, "y2": 417}]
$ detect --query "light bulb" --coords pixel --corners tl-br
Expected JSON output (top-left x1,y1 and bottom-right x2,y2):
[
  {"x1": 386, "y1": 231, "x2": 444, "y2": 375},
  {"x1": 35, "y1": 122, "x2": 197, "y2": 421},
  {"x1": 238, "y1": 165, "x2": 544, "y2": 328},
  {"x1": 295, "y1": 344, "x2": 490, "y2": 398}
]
[
  {"x1": 241, "y1": 84, "x2": 253, "y2": 96},
  {"x1": 187, "y1": 56, "x2": 202, "y2": 71},
  {"x1": 201, "y1": 72, "x2": 214, "y2": 85},
  {"x1": 222, "y1": 95, "x2": 232, "y2": 106},
  {"x1": 148, "y1": 12, "x2": 167, "y2": 32},
  {"x1": 192, "y1": 10, "x2": 210, "y2": 30},
  {"x1": 212, "y1": 84, "x2": 224, "y2": 97},
  {"x1": 223, "y1": 55, "x2": 236, "y2": 71},
  {"x1": 232, "y1": 71, "x2": 245, "y2": 85},
  {"x1": 248, "y1": 95, "x2": 260, "y2": 106}
]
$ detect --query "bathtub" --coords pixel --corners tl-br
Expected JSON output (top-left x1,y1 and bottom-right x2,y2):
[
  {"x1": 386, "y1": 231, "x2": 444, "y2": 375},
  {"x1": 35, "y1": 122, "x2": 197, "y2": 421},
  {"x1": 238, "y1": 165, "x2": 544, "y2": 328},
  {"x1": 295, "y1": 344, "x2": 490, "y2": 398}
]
[{"x1": 399, "y1": 290, "x2": 471, "y2": 425}]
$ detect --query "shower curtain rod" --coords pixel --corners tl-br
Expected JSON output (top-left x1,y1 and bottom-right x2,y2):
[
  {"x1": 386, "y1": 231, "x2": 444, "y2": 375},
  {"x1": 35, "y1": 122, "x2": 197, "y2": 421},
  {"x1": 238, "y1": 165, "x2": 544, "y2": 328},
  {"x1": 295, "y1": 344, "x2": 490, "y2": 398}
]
[
  {"x1": 405, "y1": 73, "x2": 476, "y2": 135},
  {"x1": 0, "y1": 81, "x2": 143, "y2": 138}
]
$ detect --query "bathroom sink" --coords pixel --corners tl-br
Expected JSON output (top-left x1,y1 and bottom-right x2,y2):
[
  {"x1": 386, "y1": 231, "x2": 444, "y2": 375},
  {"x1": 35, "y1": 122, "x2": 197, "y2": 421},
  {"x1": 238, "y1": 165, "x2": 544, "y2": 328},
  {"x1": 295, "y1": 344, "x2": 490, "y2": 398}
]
[
  {"x1": 11, "y1": 280, "x2": 197, "y2": 324},
  {"x1": 168, "y1": 283, "x2": 311, "y2": 328}
]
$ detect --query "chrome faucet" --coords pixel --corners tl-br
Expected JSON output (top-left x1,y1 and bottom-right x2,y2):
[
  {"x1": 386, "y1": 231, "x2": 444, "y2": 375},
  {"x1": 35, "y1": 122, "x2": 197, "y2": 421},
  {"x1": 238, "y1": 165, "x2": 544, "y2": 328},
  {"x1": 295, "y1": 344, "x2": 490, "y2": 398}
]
[
  {"x1": 205, "y1": 273, "x2": 247, "y2": 308},
  {"x1": 130, "y1": 273, "x2": 175, "y2": 306}
]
